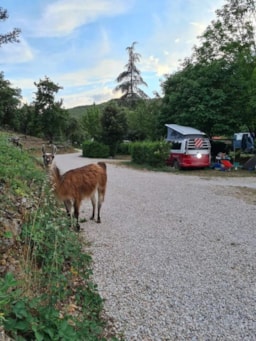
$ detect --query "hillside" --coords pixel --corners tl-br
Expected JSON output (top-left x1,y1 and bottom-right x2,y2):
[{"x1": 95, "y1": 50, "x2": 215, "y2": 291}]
[
  {"x1": 0, "y1": 132, "x2": 118, "y2": 340},
  {"x1": 67, "y1": 101, "x2": 112, "y2": 120}
]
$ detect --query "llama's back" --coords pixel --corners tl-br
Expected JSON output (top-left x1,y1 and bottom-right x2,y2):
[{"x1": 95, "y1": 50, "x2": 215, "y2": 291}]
[{"x1": 51, "y1": 163, "x2": 107, "y2": 201}]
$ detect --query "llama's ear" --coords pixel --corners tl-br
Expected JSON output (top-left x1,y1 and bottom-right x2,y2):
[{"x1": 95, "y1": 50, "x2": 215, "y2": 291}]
[
  {"x1": 42, "y1": 144, "x2": 46, "y2": 154},
  {"x1": 52, "y1": 144, "x2": 57, "y2": 155}
]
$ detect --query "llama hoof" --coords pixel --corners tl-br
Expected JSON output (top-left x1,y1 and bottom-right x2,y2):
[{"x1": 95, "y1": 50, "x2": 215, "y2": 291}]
[
  {"x1": 76, "y1": 224, "x2": 80, "y2": 232},
  {"x1": 96, "y1": 219, "x2": 101, "y2": 224}
]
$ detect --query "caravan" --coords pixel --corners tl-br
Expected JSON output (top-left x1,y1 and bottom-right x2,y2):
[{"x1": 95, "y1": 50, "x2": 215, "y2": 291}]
[{"x1": 165, "y1": 124, "x2": 211, "y2": 169}]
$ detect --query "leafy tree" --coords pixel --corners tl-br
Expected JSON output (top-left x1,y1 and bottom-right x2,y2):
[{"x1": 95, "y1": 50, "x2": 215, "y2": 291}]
[
  {"x1": 115, "y1": 42, "x2": 148, "y2": 100},
  {"x1": 192, "y1": 0, "x2": 256, "y2": 64},
  {"x1": 191, "y1": 0, "x2": 256, "y2": 134},
  {"x1": 160, "y1": 60, "x2": 245, "y2": 137},
  {"x1": 0, "y1": 8, "x2": 21, "y2": 130},
  {"x1": 0, "y1": 72, "x2": 21, "y2": 128},
  {"x1": 127, "y1": 98, "x2": 162, "y2": 141},
  {"x1": 64, "y1": 116, "x2": 85, "y2": 145},
  {"x1": 0, "y1": 7, "x2": 21, "y2": 47},
  {"x1": 160, "y1": 0, "x2": 256, "y2": 137},
  {"x1": 80, "y1": 104, "x2": 102, "y2": 141},
  {"x1": 100, "y1": 103, "x2": 128, "y2": 156},
  {"x1": 33, "y1": 76, "x2": 70, "y2": 141},
  {"x1": 16, "y1": 104, "x2": 35, "y2": 135}
]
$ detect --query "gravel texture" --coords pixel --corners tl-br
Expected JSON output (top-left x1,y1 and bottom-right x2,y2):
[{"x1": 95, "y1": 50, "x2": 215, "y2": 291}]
[{"x1": 55, "y1": 153, "x2": 256, "y2": 341}]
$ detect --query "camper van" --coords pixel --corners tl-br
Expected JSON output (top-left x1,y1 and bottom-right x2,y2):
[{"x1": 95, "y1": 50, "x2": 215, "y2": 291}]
[{"x1": 165, "y1": 124, "x2": 211, "y2": 169}]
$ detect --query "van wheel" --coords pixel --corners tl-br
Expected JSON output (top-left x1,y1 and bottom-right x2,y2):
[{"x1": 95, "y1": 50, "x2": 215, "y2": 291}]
[{"x1": 173, "y1": 160, "x2": 180, "y2": 170}]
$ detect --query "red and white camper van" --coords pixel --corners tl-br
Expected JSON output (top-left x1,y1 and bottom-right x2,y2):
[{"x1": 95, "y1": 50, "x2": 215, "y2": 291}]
[{"x1": 165, "y1": 124, "x2": 211, "y2": 169}]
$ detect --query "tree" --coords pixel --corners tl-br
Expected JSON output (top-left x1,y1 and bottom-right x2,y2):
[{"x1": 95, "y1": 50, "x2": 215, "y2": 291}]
[
  {"x1": 0, "y1": 7, "x2": 21, "y2": 47},
  {"x1": 126, "y1": 98, "x2": 162, "y2": 141},
  {"x1": 80, "y1": 104, "x2": 102, "y2": 141},
  {"x1": 192, "y1": 0, "x2": 256, "y2": 64},
  {"x1": 100, "y1": 103, "x2": 128, "y2": 156},
  {"x1": 114, "y1": 42, "x2": 148, "y2": 100},
  {"x1": 160, "y1": 0, "x2": 256, "y2": 137},
  {"x1": 160, "y1": 60, "x2": 243, "y2": 137},
  {"x1": 191, "y1": 0, "x2": 256, "y2": 135},
  {"x1": 33, "y1": 76, "x2": 70, "y2": 140},
  {"x1": 0, "y1": 72, "x2": 21, "y2": 128}
]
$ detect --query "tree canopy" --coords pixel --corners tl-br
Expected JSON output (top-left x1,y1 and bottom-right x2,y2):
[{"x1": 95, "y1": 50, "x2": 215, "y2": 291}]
[
  {"x1": 160, "y1": 0, "x2": 256, "y2": 137},
  {"x1": 0, "y1": 7, "x2": 21, "y2": 47},
  {"x1": 115, "y1": 42, "x2": 148, "y2": 100},
  {"x1": 33, "y1": 76, "x2": 70, "y2": 141}
]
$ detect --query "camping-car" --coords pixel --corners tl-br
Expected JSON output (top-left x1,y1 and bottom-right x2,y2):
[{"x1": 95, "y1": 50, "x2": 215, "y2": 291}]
[{"x1": 165, "y1": 124, "x2": 211, "y2": 169}]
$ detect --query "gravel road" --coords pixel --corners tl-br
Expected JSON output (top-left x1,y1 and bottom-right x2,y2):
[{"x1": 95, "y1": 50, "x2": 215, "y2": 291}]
[{"x1": 55, "y1": 153, "x2": 256, "y2": 341}]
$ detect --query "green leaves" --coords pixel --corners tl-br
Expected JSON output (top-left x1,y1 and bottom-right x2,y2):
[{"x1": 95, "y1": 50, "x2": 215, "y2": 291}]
[{"x1": 115, "y1": 42, "x2": 148, "y2": 99}]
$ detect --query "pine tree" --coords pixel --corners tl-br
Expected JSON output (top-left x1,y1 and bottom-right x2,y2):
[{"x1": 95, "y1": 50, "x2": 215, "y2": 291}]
[{"x1": 115, "y1": 42, "x2": 148, "y2": 100}]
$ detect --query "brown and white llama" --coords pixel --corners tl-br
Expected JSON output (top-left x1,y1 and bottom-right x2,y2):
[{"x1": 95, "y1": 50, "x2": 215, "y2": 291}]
[
  {"x1": 50, "y1": 162, "x2": 107, "y2": 230},
  {"x1": 42, "y1": 144, "x2": 57, "y2": 168}
]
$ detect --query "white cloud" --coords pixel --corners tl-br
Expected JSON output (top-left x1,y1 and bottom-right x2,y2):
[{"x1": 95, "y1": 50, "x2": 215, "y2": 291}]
[
  {"x1": 0, "y1": 38, "x2": 34, "y2": 63},
  {"x1": 33, "y1": 0, "x2": 134, "y2": 37},
  {"x1": 60, "y1": 86, "x2": 119, "y2": 108}
]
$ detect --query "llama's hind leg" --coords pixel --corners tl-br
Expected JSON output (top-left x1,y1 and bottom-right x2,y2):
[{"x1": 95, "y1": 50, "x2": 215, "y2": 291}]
[
  {"x1": 90, "y1": 193, "x2": 96, "y2": 221},
  {"x1": 64, "y1": 200, "x2": 72, "y2": 216},
  {"x1": 96, "y1": 190, "x2": 104, "y2": 223}
]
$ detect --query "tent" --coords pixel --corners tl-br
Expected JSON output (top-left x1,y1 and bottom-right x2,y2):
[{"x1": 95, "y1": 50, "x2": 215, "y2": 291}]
[{"x1": 242, "y1": 155, "x2": 256, "y2": 170}]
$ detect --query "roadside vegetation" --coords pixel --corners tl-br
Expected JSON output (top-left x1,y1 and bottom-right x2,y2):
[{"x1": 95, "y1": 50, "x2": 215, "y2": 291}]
[{"x1": 0, "y1": 132, "x2": 119, "y2": 340}]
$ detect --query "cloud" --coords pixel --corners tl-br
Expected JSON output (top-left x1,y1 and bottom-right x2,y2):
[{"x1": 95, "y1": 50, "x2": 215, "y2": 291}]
[
  {"x1": 33, "y1": 0, "x2": 134, "y2": 37},
  {"x1": 0, "y1": 38, "x2": 34, "y2": 64},
  {"x1": 60, "y1": 86, "x2": 120, "y2": 108}
]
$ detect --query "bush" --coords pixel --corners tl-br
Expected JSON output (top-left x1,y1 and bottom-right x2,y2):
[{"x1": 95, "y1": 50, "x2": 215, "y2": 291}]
[
  {"x1": 130, "y1": 140, "x2": 170, "y2": 167},
  {"x1": 82, "y1": 141, "x2": 109, "y2": 158},
  {"x1": 117, "y1": 142, "x2": 131, "y2": 155}
]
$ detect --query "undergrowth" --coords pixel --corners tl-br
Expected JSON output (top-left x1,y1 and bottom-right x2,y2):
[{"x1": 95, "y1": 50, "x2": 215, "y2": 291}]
[{"x1": 0, "y1": 132, "x2": 119, "y2": 340}]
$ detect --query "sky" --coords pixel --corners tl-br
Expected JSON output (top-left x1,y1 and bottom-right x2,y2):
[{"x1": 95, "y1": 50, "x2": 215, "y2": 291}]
[{"x1": 0, "y1": 0, "x2": 226, "y2": 109}]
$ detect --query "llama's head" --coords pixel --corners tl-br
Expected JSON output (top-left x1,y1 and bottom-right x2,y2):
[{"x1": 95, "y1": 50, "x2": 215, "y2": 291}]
[{"x1": 42, "y1": 144, "x2": 57, "y2": 168}]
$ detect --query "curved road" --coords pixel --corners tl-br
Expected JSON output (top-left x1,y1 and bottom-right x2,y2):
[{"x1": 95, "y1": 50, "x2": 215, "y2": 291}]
[{"x1": 55, "y1": 152, "x2": 256, "y2": 341}]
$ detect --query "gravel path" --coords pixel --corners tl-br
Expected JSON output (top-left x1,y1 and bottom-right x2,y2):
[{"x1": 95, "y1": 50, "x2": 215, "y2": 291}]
[{"x1": 55, "y1": 153, "x2": 256, "y2": 341}]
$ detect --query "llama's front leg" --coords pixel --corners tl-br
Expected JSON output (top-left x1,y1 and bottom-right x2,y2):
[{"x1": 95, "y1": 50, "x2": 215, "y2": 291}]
[
  {"x1": 74, "y1": 200, "x2": 80, "y2": 231},
  {"x1": 64, "y1": 199, "x2": 72, "y2": 216},
  {"x1": 90, "y1": 193, "x2": 96, "y2": 220}
]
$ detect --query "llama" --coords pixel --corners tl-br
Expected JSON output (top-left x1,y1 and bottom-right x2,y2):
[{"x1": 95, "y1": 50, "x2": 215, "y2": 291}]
[
  {"x1": 50, "y1": 162, "x2": 107, "y2": 230},
  {"x1": 42, "y1": 144, "x2": 57, "y2": 168},
  {"x1": 9, "y1": 136, "x2": 22, "y2": 149}
]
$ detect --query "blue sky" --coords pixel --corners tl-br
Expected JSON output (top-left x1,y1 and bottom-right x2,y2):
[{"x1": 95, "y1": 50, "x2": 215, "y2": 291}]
[{"x1": 0, "y1": 0, "x2": 225, "y2": 109}]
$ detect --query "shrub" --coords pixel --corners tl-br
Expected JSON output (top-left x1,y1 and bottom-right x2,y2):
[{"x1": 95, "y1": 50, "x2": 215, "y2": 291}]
[
  {"x1": 130, "y1": 140, "x2": 170, "y2": 167},
  {"x1": 82, "y1": 141, "x2": 109, "y2": 158},
  {"x1": 117, "y1": 142, "x2": 131, "y2": 155}
]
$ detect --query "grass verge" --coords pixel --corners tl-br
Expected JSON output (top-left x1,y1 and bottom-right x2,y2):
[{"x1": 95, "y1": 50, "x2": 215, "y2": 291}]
[{"x1": 0, "y1": 132, "x2": 119, "y2": 340}]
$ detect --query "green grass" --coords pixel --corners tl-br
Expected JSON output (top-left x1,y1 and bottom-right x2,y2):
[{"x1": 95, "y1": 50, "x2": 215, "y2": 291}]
[{"x1": 0, "y1": 132, "x2": 120, "y2": 340}]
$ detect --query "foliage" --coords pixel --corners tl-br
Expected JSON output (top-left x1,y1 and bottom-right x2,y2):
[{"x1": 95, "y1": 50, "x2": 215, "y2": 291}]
[
  {"x1": 0, "y1": 72, "x2": 22, "y2": 129},
  {"x1": 160, "y1": 59, "x2": 243, "y2": 137},
  {"x1": 126, "y1": 98, "x2": 162, "y2": 141},
  {"x1": 117, "y1": 142, "x2": 131, "y2": 155},
  {"x1": 82, "y1": 141, "x2": 110, "y2": 158},
  {"x1": 33, "y1": 76, "x2": 70, "y2": 141},
  {"x1": 160, "y1": 0, "x2": 256, "y2": 137},
  {"x1": 101, "y1": 103, "x2": 128, "y2": 157},
  {"x1": 114, "y1": 42, "x2": 148, "y2": 100},
  {"x1": 192, "y1": 0, "x2": 256, "y2": 64},
  {"x1": 80, "y1": 104, "x2": 102, "y2": 141},
  {"x1": 0, "y1": 132, "x2": 118, "y2": 340},
  {"x1": 130, "y1": 140, "x2": 170, "y2": 167},
  {"x1": 0, "y1": 7, "x2": 21, "y2": 47}
]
